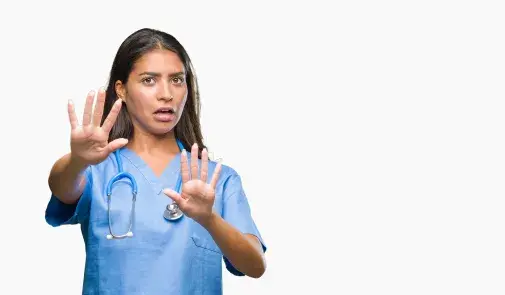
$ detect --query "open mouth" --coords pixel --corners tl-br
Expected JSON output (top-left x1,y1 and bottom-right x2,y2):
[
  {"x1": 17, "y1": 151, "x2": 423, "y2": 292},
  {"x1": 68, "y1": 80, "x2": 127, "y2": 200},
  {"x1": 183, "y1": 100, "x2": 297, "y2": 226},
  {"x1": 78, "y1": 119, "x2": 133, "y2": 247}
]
[
  {"x1": 154, "y1": 107, "x2": 175, "y2": 114},
  {"x1": 153, "y1": 107, "x2": 176, "y2": 122}
]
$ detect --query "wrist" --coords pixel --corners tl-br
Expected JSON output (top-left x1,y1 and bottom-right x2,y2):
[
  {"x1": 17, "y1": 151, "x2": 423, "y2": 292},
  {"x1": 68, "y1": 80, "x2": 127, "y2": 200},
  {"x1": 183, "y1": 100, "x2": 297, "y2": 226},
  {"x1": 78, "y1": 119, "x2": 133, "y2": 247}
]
[
  {"x1": 199, "y1": 211, "x2": 219, "y2": 230},
  {"x1": 69, "y1": 153, "x2": 90, "y2": 171}
]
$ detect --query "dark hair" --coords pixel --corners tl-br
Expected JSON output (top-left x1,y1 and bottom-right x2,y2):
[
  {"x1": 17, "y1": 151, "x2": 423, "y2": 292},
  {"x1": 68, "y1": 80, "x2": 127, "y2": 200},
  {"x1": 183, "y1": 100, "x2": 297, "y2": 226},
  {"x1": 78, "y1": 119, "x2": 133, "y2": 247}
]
[{"x1": 102, "y1": 28, "x2": 206, "y2": 155}]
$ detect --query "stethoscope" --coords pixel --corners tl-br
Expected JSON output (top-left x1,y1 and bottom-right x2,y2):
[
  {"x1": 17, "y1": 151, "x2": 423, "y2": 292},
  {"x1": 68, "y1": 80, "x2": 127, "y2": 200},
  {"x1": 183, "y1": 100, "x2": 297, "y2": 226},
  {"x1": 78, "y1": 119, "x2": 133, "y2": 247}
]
[{"x1": 105, "y1": 139, "x2": 185, "y2": 240}]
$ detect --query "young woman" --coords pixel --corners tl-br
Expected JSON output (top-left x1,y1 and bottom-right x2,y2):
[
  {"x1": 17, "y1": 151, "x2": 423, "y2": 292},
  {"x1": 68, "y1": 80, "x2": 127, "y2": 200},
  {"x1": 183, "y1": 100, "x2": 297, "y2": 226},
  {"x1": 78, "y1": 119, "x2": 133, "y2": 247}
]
[{"x1": 45, "y1": 28, "x2": 266, "y2": 294}]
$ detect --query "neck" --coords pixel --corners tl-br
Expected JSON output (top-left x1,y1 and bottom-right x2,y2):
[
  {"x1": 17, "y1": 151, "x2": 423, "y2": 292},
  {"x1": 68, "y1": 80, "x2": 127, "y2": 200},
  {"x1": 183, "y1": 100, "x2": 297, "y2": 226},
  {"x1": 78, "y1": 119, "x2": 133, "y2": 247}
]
[{"x1": 127, "y1": 130, "x2": 180, "y2": 156}]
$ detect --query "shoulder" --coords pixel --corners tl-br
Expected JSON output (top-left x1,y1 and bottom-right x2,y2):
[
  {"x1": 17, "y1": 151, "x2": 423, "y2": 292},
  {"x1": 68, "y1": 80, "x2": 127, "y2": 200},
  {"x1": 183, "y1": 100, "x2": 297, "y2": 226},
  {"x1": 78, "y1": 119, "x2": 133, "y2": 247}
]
[
  {"x1": 209, "y1": 162, "x2": 247, "y2": 201},
  {"x1": 204, "y1": 160, "x2": 240, "y2": 183}
]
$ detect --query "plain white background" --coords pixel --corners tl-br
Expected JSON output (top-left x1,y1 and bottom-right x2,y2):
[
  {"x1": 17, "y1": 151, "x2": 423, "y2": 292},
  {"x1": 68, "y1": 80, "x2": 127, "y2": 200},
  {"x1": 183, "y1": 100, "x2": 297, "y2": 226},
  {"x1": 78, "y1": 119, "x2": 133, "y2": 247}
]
[{"x1": 0, "y1": 0, "x2": 504, "y2": 294}]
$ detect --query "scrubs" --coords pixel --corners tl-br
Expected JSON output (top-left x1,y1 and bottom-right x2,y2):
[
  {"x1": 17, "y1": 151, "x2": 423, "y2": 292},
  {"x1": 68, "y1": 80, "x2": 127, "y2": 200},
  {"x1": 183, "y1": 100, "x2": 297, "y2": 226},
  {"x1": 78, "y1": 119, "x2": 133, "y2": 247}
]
[{"x1": 45, "y1": 148, "x2": 266, "y2": 295}]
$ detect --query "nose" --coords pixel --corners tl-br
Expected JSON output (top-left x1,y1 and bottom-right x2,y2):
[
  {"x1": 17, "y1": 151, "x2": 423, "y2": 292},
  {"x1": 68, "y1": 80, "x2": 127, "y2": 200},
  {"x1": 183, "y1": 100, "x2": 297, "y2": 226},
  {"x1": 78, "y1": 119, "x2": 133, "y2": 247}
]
[{"x1": 158, "y1": 80, "x2": 173, "y2": 101}]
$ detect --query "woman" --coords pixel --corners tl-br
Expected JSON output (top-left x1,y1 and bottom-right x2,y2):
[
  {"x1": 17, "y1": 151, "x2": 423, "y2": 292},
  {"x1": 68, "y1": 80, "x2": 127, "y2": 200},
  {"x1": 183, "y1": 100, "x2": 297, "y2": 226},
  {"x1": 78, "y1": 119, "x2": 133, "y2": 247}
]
[{"x1": 45, "y1": 28, "x2": 267, "y2": 294}]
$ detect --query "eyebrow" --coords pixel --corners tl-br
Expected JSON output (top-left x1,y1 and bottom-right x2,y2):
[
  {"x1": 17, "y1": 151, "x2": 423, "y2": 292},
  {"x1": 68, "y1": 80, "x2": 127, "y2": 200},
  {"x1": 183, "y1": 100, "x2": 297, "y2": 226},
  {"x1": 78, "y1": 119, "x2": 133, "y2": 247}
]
[{"x1": 138, "y1": 71, "x2": 185, "y2": 77}]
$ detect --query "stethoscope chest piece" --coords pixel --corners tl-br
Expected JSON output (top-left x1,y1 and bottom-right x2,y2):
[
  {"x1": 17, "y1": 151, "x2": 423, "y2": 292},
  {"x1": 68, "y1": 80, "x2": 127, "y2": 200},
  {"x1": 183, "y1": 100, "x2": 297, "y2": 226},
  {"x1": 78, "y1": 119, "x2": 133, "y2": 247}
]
[{"x1": 163, "y1": 203, "x2": 184, "y2": 221}]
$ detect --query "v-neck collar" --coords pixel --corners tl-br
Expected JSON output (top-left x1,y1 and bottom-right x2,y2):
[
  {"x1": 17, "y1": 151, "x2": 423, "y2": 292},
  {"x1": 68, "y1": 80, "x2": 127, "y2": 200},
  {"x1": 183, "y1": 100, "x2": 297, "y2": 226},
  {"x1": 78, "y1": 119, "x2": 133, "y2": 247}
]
[{"x1": 116, "y1": 147, "x2": 181, "y2": 195}]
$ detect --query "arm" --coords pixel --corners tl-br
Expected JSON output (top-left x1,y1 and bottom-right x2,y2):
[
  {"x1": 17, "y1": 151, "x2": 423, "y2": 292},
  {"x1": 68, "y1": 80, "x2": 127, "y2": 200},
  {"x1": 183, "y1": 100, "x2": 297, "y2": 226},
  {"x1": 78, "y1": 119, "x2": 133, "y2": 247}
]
[
  {"x1": 45, "y1": 89, "x2": 126, "y2": 226},
  {"x1": 48, "y1": 153, "x2": 89, "y2": 205},
  {"x1": 162, "y1": 146, "x2": 267, "y2": 277},
  {"x1": 201, "y1": 212, "x2": 266, "y2": 278}
]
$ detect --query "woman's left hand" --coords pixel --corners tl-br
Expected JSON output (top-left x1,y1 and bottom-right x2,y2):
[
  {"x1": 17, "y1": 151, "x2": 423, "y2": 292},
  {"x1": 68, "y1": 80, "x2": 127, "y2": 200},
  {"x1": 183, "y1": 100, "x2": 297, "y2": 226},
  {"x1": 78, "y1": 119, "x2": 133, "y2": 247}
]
[{"x1": 163, "y1": 143, "x2": 222, "y2": 226}]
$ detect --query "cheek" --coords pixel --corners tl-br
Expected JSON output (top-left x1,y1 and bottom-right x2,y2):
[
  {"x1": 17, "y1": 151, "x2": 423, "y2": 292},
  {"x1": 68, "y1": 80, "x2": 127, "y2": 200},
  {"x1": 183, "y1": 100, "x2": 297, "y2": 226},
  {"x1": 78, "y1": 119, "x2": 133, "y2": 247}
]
[
  {"x1": 128, "y1": 89, "x2": 154, "y2": 112},
  {"x1": 177, "y1": 96, "x2": 188, "y2": 114}
]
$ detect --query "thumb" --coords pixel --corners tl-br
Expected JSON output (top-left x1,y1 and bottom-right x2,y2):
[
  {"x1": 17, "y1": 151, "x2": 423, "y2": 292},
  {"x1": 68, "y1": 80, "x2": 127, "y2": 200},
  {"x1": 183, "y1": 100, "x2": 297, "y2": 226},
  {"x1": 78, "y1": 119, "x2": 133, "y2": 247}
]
[
  {"x1": 106, "y1": 138, "x2": 128, "y2": 153},
  {"x1": 162, "y1": 188, "x2": 184, "y2": 205}
]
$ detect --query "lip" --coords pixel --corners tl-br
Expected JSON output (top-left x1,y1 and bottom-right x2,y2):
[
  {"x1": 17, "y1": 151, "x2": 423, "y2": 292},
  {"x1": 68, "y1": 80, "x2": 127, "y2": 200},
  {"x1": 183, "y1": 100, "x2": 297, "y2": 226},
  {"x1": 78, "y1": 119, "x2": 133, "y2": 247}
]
[
  {"x1": 153, "y1": 107, "x2": 176, "y2": 122},
  {"x1": 154, "y1": 107, "x2": 175, "y2": 114},
  {"x1": 153, "y1": 112, "x2": 176, "y2": 122}
]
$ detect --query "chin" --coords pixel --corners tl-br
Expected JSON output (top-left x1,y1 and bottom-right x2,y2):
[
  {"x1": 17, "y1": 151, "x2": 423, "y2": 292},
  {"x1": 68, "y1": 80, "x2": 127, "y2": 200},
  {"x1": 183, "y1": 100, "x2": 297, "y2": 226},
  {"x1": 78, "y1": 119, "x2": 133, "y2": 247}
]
[{"x1": 149, "y1": 124, "x2": 176, "y2": 136}]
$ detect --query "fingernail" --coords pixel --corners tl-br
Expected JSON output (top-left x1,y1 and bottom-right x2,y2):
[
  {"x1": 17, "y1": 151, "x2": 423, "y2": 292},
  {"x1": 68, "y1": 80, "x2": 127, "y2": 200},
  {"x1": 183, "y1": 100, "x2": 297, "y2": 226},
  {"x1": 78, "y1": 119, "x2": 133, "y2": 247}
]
[
  {"x1": 99, "y1": 86, "x2": 105, "y2": 93},
  {"x1": 89, "y1": 90, "x2": 95, "y2": 96}
]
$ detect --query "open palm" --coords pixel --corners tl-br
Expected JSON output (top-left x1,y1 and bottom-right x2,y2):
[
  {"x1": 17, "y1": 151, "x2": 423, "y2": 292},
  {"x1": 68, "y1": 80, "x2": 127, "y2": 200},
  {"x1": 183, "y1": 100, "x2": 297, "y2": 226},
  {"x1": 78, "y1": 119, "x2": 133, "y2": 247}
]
[
  {"x1": 163, "y1": 143, "x2": 222, "y2": 225},
  {"x1": 68, "y1": 88, "x2": 127, "y2": 165}
]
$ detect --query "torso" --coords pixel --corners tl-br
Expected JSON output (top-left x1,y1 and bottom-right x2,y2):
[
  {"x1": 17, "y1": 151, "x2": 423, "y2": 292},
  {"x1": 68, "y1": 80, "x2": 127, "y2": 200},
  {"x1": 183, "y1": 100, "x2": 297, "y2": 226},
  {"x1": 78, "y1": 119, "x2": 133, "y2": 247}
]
[{"x1": 80, "y1": 147, "x2": 226, "y2": 294}]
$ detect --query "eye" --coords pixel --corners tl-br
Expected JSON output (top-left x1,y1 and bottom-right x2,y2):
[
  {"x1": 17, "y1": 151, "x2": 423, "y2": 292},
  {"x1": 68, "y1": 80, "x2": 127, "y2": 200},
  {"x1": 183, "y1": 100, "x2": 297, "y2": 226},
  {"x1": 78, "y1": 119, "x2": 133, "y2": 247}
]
[
  {"x1": 142, "y1": 77, "x2": 155, "y2": 85},
  {"x1": 172, "y1": 76, "x2": 185, "y2": 84}
]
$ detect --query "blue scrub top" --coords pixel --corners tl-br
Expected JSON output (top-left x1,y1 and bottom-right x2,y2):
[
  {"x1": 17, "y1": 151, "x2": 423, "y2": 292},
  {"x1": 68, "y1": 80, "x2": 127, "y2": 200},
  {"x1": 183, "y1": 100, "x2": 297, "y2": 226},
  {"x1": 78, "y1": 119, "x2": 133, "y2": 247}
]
[{"x1": 45, "y1": 147, "x2": 267, "y2": 295}]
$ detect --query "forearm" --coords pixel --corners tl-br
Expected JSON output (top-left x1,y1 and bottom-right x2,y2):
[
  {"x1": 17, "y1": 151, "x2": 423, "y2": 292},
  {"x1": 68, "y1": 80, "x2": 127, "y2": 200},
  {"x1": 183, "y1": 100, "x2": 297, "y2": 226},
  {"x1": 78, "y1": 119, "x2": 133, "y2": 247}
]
[
  {"x1": 48, "y1": 153, "x2": 89, "y2": 204},
  {"x1": 201, "y1": 212, "x2": 266, "y2": 278}
]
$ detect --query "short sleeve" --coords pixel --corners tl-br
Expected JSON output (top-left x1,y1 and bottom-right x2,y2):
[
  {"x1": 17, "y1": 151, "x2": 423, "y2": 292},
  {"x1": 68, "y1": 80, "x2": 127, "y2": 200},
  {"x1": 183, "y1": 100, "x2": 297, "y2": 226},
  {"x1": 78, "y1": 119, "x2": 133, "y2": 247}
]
[
  {"x1": 221, "y1": 171, "x2": 267, "y2": 276},
  {"x1": 45, "y1": 167, "x2": 93, "y2": 227}
]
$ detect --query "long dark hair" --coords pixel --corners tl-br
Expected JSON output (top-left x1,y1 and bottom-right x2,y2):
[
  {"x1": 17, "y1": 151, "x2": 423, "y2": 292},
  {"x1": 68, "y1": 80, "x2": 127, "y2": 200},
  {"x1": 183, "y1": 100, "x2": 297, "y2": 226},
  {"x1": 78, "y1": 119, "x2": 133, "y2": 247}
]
[{"x1": 101, "y1": 28, "x2": 206, "y2": 155}]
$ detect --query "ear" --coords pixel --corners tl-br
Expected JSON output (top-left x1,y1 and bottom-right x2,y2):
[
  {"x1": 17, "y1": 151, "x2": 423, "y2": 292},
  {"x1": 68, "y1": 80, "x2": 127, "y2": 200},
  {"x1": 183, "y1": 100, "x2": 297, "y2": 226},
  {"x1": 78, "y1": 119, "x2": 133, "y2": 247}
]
[{"x1": 115, "y1": 80, "x2": 126, "y2": 101}]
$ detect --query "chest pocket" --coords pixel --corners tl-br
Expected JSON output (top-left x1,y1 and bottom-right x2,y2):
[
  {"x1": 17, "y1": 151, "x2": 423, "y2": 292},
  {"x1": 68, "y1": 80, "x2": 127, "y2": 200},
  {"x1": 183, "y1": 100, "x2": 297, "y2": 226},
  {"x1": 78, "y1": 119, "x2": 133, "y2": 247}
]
[
  {"x1": 189, "y1": 220, "x2": 223, "y2": 294},
  {"x1": 191, "y1": 222, "x2": 221, "y2": 254},
  {"x1": 184, "y1": 191, "x2": 225, "y2": 293}
]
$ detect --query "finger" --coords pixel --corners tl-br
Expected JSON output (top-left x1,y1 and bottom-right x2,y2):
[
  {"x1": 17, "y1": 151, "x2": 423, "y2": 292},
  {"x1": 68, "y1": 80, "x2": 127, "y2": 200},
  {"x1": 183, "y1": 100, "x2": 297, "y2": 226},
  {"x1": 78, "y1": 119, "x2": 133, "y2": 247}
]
[
  {"x1": 67, "y1": 99, "x2": 79, "y2": 130},
  {"x1": 201, "y1": 148, "x2": 209, "y2": 183},
  {"x1": 82, "y1": 90, "x2": 95, "y2": 126},
  {"x1": 102, "y1": 98, "x2": 123, "y2": 133},
  {"x1": 210, "y1": 161, "x2": 222, "y2": 189},
  {"x1": 180, "y1": 149, "x2": 190, "y2": 183},
  {"x1": 162, "y1": 188, "x2": 184, "y2": 205},
  {"x1": 105, "y1": 138, "x2": 128, "y2": 154},
  {"x1": 92, "y1": 87, "x2": 106, "y2": 127},
  {"x1": 191, "y1": 143, "x2": 199, "y2": 179}
]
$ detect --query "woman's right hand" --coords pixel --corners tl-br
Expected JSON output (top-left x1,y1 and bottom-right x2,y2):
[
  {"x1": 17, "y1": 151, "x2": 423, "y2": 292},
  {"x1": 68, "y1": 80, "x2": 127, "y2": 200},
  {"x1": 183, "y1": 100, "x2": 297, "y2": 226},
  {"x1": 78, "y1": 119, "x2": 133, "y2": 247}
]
[{"x1": 67, "y1": 87, "x2": 128, "y2": 166}]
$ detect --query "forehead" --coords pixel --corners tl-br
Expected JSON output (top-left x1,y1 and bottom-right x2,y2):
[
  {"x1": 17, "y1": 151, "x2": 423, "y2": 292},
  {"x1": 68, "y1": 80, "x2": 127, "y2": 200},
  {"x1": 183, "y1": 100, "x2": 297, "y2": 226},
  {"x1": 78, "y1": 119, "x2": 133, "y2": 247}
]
[{"x1": 131, "y1": 49, "x2": 185, "y2": 74}]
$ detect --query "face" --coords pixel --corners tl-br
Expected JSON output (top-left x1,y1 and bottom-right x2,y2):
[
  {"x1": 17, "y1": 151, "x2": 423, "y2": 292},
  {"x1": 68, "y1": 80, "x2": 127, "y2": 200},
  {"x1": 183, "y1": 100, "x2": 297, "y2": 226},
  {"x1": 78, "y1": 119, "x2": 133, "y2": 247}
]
[{"x1": 116, "y1": 48, "x2": 188, "y2": 136}]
